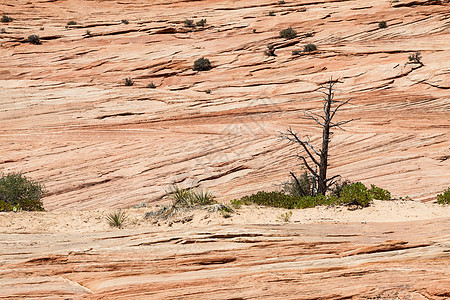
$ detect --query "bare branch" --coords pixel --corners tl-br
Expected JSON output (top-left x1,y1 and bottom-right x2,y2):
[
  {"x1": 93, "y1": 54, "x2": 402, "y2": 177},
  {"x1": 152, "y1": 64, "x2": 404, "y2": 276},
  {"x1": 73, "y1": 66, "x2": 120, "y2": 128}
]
[
  {"x1": 325, "y1": 174, "x2": 341, "y2": 183},
  {"x1": 330, "y1": 98, "x2": 352, "y2": 120},
  {"x1": 330, "y1": 118, "x2": 358, "y2": 128},
  {"x1": 284, "y1": 128, "x2": 321, "y2": 167},
  {"x1": 296, "y1": 155, "x2": 318, "y2": 178},
  {"x1": 304, "y1": 111, "x2": 325, "y2": 127}
]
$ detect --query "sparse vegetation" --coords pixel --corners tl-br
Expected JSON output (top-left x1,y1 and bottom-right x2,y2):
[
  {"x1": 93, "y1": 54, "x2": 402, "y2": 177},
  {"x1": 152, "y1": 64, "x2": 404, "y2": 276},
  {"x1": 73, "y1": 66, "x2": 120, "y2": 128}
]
[
  {"x1": 184, "y1": 19, "x2": 195, "y2": 28},
  {"x1": 370, "y1": 184, "x2": 391, "y2": 200},
  {"x1": 27, "y1": 34, "x2": 41, "y2": 45},
  {"x1": 280, "y1": 27, "x2": 297, "y2": 39},
  {"x1": 292, "y1": 50, "x2": 302, "y2": 56},
  {"x1": 124, "y1": 77, "x2": 134, "y2": 86},
  {"x1": 121, "y1": 19, "x2": 129, "y2": 24},
  {"x1": 436, "y1": 188, "x2": 450, "y2": 204},
  {"x1": 305, "y1": 32, "x2": 313, "y2": 37},
  {"x1": 278, "y1": 211, "x2": 292, "y2": 222},
  {"x1": 269, "y1": 11, "x2": 276, "y2": 16},
  {"x1": 408, "y1": 51, "x2": 422, "y2": 65},
  {"x1": 378, "y1": 21, "x2": 387, "y2": 28},
  {"x1": 264, "y1": 45, "x2": 277, "y2": 57},
  {"x1": 85, "y1": 30, "x2": 92, "y2": 37},
  {"x1": 303, "y1": 43, "x2": 317, "y2": 52},
  {"x1": 283, "y1": 172, "x2": 313, "y2": 197},
  {"x1": 1, "y1": 15, "x2": 13, "y2": 23},
  {"x1": 0, "y1": 172, "x2": 45, "y2": 212},
  {"x1": 106, "y1": 210, "x2": 128, "y2": 228},
  {"x1": 67, "y1": 20, "x2": 77, "y2": 26},
  {"x1": 339, "y1": 182, "x2": 373, "y2": 207},
  {"x1": 196, "y1": 19, "x2": 207, "y2": 27},
  {"x1": 193, "y1": 57, "x2": 212, "y2": 71},
  {"x1": 278, "y1": 0, "x2": 286, "y2": 4},
  {"x1": 205, "y1": 89, "x2": 211, "y2": 94},
  {"x1": 147, "y1": 82, "x2": 156, "y2": 89}
]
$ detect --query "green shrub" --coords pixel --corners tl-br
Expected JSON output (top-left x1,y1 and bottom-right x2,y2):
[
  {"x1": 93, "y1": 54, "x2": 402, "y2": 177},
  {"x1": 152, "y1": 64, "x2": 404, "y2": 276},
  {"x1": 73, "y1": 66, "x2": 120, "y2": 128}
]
[
  {"x1": 67, "y1": 20, "x2": 77, "y2": 26},
  {"x1": 230, "y1": 198, "x2": 243, "y2": 209},
  {"x1": 124, "y1": 77, "x2": 134, "y2": 86},
  {"x1": 282, "y1": 172, "x2": 313, "y2": 197},
  {"x1": 196, "y1": 19, "x2": 207, "y2": 27},
  {"x1": 329, "y1": 179, "x2": 352, "y2": 198},
  {"x1": 339, "y1": 182, "x2": 373, "y2": 207},
  {"x1": 303, "y1": 43, "x2": 317, "y2": 52},
  {"x1": 280, "y1": 27, "x2": 297, "y2": 39},
  {"x1": 437, "y1": 188, "x2": 450, "y2": 204},
  {"x1": 193, "y1": 57, "x2": 212, "y2": 71},
  {"x1": 378, "y1": 21, "x2": 387, "y2": 28},
  {"x1": 0, "y1": 172, "x2": 45, "y2": 212},
  {"x1": 1, "y1": 15, "x2": 13, "y2": 23},
  {"x1": 106, "y1": 210, "x2": 127, "y2": 228},
  {"x1": 184, "y1": 19, "x2": 195, "y2": 28},
  {"x1": 27, "y1": 34, "x2": 41, "y2": 45},
  {"x1": 370, "y1": 184, "x2": 391, "y2": 200}
]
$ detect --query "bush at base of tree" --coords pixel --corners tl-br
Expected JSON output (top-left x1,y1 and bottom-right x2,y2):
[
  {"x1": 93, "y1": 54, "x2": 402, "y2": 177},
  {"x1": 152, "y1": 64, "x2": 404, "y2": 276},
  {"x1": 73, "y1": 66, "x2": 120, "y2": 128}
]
[
  {"x1": 0, "y1": 173, "x2": 45, "y2": 212},
  {"x1": 339, "y1": 182, "x2": 373, "y2": 207},
  {"x1": 437, "y1": 188, "x2": 450, "y2": 204}
]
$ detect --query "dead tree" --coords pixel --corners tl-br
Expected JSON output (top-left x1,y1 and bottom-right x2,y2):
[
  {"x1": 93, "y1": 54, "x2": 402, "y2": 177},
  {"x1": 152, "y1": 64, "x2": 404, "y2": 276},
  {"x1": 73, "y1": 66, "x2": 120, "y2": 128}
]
[{"x1": 282, "y1": 79, "x2": 356, "y2": 195}]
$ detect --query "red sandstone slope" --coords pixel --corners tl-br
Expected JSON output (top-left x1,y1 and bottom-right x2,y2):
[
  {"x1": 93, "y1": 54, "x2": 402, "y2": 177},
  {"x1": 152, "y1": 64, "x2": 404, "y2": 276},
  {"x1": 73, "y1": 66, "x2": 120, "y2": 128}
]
[{"x1": 0, "y1": 0, "x2": 449, "y2": 210}]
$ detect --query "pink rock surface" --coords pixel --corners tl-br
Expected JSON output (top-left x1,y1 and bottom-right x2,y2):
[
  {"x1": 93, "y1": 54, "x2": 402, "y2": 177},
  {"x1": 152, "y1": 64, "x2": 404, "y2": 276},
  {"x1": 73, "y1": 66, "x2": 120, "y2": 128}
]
[{"x1": 0, "y1": 0, "x2": 449, "y2": 210}]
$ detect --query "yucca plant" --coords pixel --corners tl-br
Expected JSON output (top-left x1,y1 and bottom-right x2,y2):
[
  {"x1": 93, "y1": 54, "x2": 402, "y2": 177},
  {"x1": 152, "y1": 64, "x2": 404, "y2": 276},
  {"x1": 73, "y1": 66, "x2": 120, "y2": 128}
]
[
  {"x1": 106, "y1": 210, "x2": 128, "y2": 228},
  {"x1": 192, "y1": 190, "x2": 216, "y2": 205}
]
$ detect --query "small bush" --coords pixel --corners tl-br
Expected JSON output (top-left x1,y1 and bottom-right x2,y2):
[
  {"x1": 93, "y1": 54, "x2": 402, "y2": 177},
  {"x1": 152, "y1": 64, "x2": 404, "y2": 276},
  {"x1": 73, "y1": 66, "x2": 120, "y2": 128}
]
[
  {"x1": 147, "y1": 82, "x2": 156, "y2": 89},
  {"x1": 121, "y1": 19, "x2": 129, "y2": 24},
  {"x1": 230, "y1": 198, "x2": 243, "y2": 209},
  {"x1": 283, "y1": 172, "x2": 313, "y2": 197},
  {"x1": 378, "y1": 21, "x2": 387, "y2": 28},
  {"x1": 303, "y1": 43, "x2": 317, "y2": 52},
  {"x1": 292, "y1": 50, "x2": 302, "y2": 56},
  {"x1": 370, "y1": 184, "x2": 391, "y2": 200},
  {"x1": 268, "y1": 11, "x2": 276, "y2": 16},
  {"x1": 205, "y1": 89, "x2": 211, "y2": 94},
  {"x1": 85, "y1": 30, "x2": 92, "y2": 37},
  {"x1": 280, "y1": 27, "x2": 297, "y2": 39},
  {"x1": 193, "y1": 57, "x2": 212, "y2": 71},
  {"x1": 196, "y1": 19, "x2": 207, "y2": 27},
  {"x1": 67, "y1": 21, "x2": 77, "y2": 26},
  {"x1": 436, "y1": 188, "x2": 450, "y2": 205},
  {"x1": 305, "y1": 32, "x2": 313, "y2": 37},
  {"x1": 1, "y1": 15, "x2": 13, "y2": 23},
  {"x1": 106, "y1": 210, "x2": 128, "y2": 228},
  {"x1": 184, "y1": 19, "x2": 195, "y2": 28},
  {"x1": 408, "y1": 52, "x2": 422, "y2": 64},
  {"x1": 124, "y1": 77, "x2": 134, "y2": 86},
  {"x1": 0, "y1": 172, "x2": 45, "y2": 212},
  {"x1": 278, "y1": 0, "x2": 286, "y2": 4},
  {"x1": 329, "y1": 179, "x2": 352, "y2": 198},
  {"x1": 278, "y1": 211, "x2": 292, "y2": 222},
  {"x1": 339, "y1": 182, "x2": 373, "y2": 207},
  {"x1": 27, "y1": 34, "x2": 41, "y2": 45}
]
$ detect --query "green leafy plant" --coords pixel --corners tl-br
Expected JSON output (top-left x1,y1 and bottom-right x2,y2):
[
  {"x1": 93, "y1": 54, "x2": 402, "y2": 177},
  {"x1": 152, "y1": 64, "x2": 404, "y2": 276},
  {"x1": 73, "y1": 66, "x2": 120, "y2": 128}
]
[
  {"x1": 282, "y1": 172, "x2": 313, "y2": 197},
  {"x1": 124, "y1": 77, "x2": 134, "y2": 86},
  {"x1": 193, "y1": 57, "x2": 212, "y2": 71},
  {"x1": 192, "y1": 190, "x2": 216, "y2": 206},
  {"x1": 280, "y1": 27, "x2": 297, "y2": 39},
  {"x1": 436, "y1": 188, "x2": 450, "y2": 204},
  {"x1": 339, "y1": 182, "x2": 373, "y2": 207},
  {"x1": 67, "y1": 21, "x2": 77, "y2": 26},
  {"x1": 378, "y1": 21, "x2": 387, "y2": 28},
  {"x1": 106, "y1": 210, "x2": 128, "y2": 228},
  {"x1": 196, "y1": 19, "x2": 207, "y2": 27},
  {"x1": 370, "y1": 184, "x2": 391, "y2": 200},
  {"x1": 0, "y1": 172, "x2": 45, "y2": 212},
  {"x1": 303, "y1": 43, "x2": 317, "y2": 52},
  {"x1": 27, "y1": 34, "x2": 41, "y2": 45},
  {"x1": 184, "y1": 19, "x2": 195, "y2": 28},
  {"x1": 230, "y1": 198, "x2": 244, "y2": 209},
  {"x1": 329, "y1": 179, "x2": 352, "y2": 198},
  {"x1": 1, "y1": 15, "x2": 13, "y2": 23}
]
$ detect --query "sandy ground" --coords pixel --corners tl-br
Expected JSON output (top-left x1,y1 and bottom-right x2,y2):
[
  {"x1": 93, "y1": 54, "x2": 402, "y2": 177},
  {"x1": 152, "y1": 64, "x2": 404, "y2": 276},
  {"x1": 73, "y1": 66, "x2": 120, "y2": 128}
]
[{"x1": 1, "y1": 200, "x2": 448, "y2": 234}]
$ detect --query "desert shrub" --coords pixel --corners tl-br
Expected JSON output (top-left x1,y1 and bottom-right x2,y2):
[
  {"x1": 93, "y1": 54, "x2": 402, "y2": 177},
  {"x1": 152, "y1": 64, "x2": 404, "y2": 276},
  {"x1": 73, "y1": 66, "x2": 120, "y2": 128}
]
[
  {"x1": 147, "y1": 82, "x2": 156, "y2": 89},
  {"x1": 408, "y1": 52, "x2": 422, "y2": 64},
  {"x1": 339, "y1": 182, "x2": 373, "y2": 207},
  {"x1": 303, "y1": 43, "x2": 317, "y2": 52},
  {"x1": 124, "y1": 77, "x2": 134, "y2": 86},
  {"x1": 0, "y1": 172, "x2": 45, "y2": 212},
  {"x1": 329, "y1": 179, "x2": 352, "y2": 198},
  {"x1": 378, "y1": 21, "x2": 387, "y2": 28},
  {"x1": 106, "y1": 210, "x2": 127, "y2": 228},
  {"x1": 280, "y1": 27, "x2": 297, "y2": 39},
  {"x1": 193, "y1": 57, "x2": 212, "y2": 71},
  {"x1": 121, "y1": 19, "x2": 129, "y2": 24},
  {"x1": 184, "y1": 19, "x2": 195, "y2": 28},
  {"x1": 305, "y1": 32, "x2": 313, "y2": 37},
  {"x1": 436, "y1": 188, "x2": 450, "y2": 204},
  {"x1": 67, "y1": 20, "x2": 77, "y2": 26},
  {"x1": 1, "y1": 28, "x2": 6, "y2": 34},
  {"x1": 278, "y1": 211, "x2": 292, "y2": 222},
  {"x1": 292, "y1": 50, "x2": 302, "y2": 56},
  {"x1": 1, "y1": 15, "x2": 13, "y2": 23},
  {"x1": 230, "y1": 198, "x2": 243, "y2": 209},
  {"x1": 85, "y1": 30, "x2": 92, "y2": 37},
  {"x1": 205, "y1": 89, "x2": 211, "y2": 94},
  {"x1": 166, "y1": 185, "x2": 215, "y2": 207},
  {"x1": 268, "y1": 11, "x2": 276, "y2": 16},
  {"x1": 238, "y1": 191, "x2": 334, "y2": 209},
  {"x1": 196, "y1": 19, "x2": 207, "y2": 27},
  {"x1": 283, "y1": 172, "x2": 313, "y2": 197},
  {"x1": 192, "y1": 190, "x2": 216, "y2": 206},
  {"x1": 370, "y1": 184, "x2": 391, "y2": 200},
  {"x1": 278, "y1": 0, "x2": 286, "y2": 4},
  {"x1": 27, "y1": 34, "x2": 41, "y2": 45}
]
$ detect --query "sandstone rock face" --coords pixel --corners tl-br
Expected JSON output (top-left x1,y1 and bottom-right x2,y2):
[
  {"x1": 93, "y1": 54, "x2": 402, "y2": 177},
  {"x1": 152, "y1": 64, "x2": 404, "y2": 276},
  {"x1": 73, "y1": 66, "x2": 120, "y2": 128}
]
[
  {"x1": 1, "y1": 217, "x2": 449, "y2": 299},
  {"x1": 1, "y1": 0, "x2": 449, "y2": 210}
]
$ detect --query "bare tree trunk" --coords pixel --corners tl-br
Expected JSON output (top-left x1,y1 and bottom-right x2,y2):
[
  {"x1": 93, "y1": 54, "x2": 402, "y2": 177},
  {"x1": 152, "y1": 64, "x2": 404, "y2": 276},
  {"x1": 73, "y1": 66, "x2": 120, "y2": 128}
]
[{"x1": 282, "y1": 78, "x2": 356, "y2": 195}]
